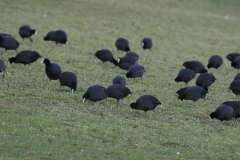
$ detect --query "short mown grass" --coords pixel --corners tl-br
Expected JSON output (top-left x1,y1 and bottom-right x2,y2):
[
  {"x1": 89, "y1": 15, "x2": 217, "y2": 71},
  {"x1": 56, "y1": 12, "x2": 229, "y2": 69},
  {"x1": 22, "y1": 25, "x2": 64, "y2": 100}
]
[{"x1": 1, "y1": 0, "x2": 240, "y2": 159}]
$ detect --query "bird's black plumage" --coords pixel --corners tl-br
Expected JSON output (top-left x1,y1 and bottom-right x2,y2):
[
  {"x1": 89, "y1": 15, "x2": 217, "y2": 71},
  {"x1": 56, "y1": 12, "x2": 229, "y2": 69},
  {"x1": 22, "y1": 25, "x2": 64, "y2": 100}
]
[
  {"x1": 141, "y1": 38, "x2": 153, "y2": 50},
  {"x1": 115, "y1": 38, "x2": 130, "y2": 52},
  {"x1": 130, "y1": 95, "x2": 161, "y2": 113},
  {"x1": 83, "y1": 85, "x2": 108, "y2": 103},
  {"x1": 196, "y1": 73, "x2": 216, "y2": 90},
  {"x1": 176, "y1": 87, "x2": 189, "y2": 96},
  {"x1": 183, "y1": 61, "x2": 207, "y2": 73},
  {"x1": 44, "y1": 31, "x2": 56, "y2": 41},
  {"x1": 234, "y1": 73, "x2": 240, "y2": 81},
  {"x1": 107, "y1": 84, "x2": 131, "y2": 106},
  {"x1": 112, "y1": 75, "x2": 126, "y2": 86},
  {"x1": 59, "y1": 72, "x2": 78, "y2": 93},
  {"x1": 0, "y1": 34, "x2": 19, "y2": 51},
  {"x1": 229, "y1": 80, "x2": 240, "y2": 97},
  {"x1": 210, "y1": 104, "x2": 234, "y2": 122},
  {"x1": 41, "y1": 58, "x2": 62, "y2": 81},
  {"x1": 175, "y1": 68, "x2": 195, "y2": 84},
  {"x1": 222, "y1": 101, "x2": 240, "y2": 121},
  {"x1": 117, "y1": 56, "x2": 138, "y2": 70},
  {"x1": 126, "y1": 64, "x2": 145, "y2": 84},
  {"x1": 124, "y1": 52, "x2": 139, "y2": 59},
  {"x1": 226, "y1": 53, "x2": 240, "y2": 62},
  {"x1": 207, "y1": 55, "x2": 223, "y2": 69},
  {"x1": 19, "y1": 25, "x2": 37, "y2": 43},
  {"x1": 53, "y1": 30, "x2": 68, "y2": 45},
  {"x1": 95, "y1": 49, "x2": 117, "y2": 66},
  {"x1": 231, "y1": 56, "x2": 240, "y2": 70},
  {"x1": 8, "y1": 50, "x2": 41, "y2": 66},
  {"x1": 0, "y1": 59, "x2": 6, "y2": 78},
  {"x1": 178, "y1": 86, "x2": 208, "y2": 102}
]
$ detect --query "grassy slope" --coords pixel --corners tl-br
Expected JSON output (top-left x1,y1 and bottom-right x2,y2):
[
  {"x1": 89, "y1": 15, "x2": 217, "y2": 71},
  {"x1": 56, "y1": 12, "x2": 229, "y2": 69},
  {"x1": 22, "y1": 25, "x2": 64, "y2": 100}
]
[{"x1": 0, "y1": 0, "x2": 240, "y2": 159}]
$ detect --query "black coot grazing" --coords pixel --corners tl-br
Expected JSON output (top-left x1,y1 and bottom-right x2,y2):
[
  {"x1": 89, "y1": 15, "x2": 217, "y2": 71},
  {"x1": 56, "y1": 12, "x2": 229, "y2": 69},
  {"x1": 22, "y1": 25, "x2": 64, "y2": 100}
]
[
  {"x1": 141, "y1": 38, "x2": 153, "y2": 50},
  {"x1": 124, "y1": 52, "x2": 139, "y2": 59},
  {"x1": 107, "y1": 84, "x2": 131, "y2": 107},
  {"x1": 183, "y1": 61, "x2": 207, "y2": 73},
  {"x1": 8, "y1": 50, "x2": 41, "y2": 69},
  {"x1": 0, "y1": 59, "x2": 6, "y2": 78},
  {"x1": 196, "y1": 73, "x2": 216, "y2": 91},
  {"x1": 19, "y1": 25, "x2": 37, "y2": 43},
  {"x1": 41, "y1": 58, "x2": 62, "y2": 81},
  {"x1": 115, "y1": 38, "x2": 130, "y2": 52},
  {"x1": 210, "y1": 104, "x2": 234, "y2": 125},
  {"x1": 112, "y1": 75, "x2": 126, "y2": 86},
  {"x1": 176, "y1": 87, "x2": 188, "y2": 96},
  {"x1": 130, "y1": 95, "x2": 161, "y2": 113},
  {"x1": 0, "y1": 34, "x2": 19, "y2": 52},
  {"x1": 178, "y1": 86, "x2": 208, "y2": 103},
  {"x1": 44, "y1": 31, "x2": 56, "y2": 41},
  {"x1": 226, "y1": 53, "x2": 240, "y2": 62},
  {"x1": 95, "y1": 49, "x2": 117, "y2": 66},
  {"x1": 229, "y1": 80, "x2": 240, "y2": 98},
  {"x1": 53, "y1": 30, "x2": 68, "y2": 45},
  {"x1": 222, "y1": 101, "x2": 240, "y2": 122},
  {"x1": 207, "y1": 55, "x2": 223, "y2": 69},
  {"x1": 59, "y1": 72, "x2": 77, "y2": 93},
  {"x1": 83, "y1": 85, "x2": 108, "y2": 103},
  {"x1": 117, "y1": 56, "x2": 138, "y2": 70},
  {"x1": 234, "y1": 73, "x2": 240, "y2": 80},
  {"x1": 126, "y1": 64, "x2": 145, "y2": 84},
  {"x1": 231, "y1": 56, "x2": 240, "y2": 70},
  {"x1": 175, "y1": 68, "x2": 195, "y2": 84}
]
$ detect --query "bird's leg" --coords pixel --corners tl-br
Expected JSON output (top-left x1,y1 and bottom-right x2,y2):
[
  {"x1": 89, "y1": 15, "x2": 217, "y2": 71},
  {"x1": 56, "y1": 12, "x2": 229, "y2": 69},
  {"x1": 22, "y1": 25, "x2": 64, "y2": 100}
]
[
  {"x1": 22, "y1": 38, "x2": 24, "y2": 43},
  {"x1": 153, "y1": 109, "x2": 155, "y2": 114},
  {"x1": 72, "y1": 89, "x2": 74, "y2": 93},
  {"x1": 2, "y1": 71, "x2": 5, "y2": 78},
  {"x1": 141, "y1": 77, "x2": 143, "y2": 84},
  {"x1": 106, "y1": 98, "x2": 108, "y2": 105},
  {"x1": 29, "y1": 38, "x2": 33, "y2": 43}
]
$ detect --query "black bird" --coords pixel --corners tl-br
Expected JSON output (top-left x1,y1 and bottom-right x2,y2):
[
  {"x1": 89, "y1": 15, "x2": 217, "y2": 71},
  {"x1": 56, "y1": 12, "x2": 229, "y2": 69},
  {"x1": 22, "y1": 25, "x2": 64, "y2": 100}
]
[
  {"x1": 130, "y1": 95, "x2": 161, "y2": 113},
  {"x1": 59, "y1": 72, "x2": 78, "y2": 93},
  {"x1": 234, "y1": 73, "x2": 240, "y2": 80},
  {"x1": 112, "y1": 75, "x2": 126, "y2": 86},
  {"x1": 83, "y1": 85, "x2": 108, "y2": 103},
  {"x1": 176, "y1": 87, "x2": 188, "y2": 96},
  {"x1": 175, "y1": 68, "x2": 195, "y2": 84},
  {"x1": 107, "y1": 84, "x2": 131, "y2": 107},
  {"x1": 117, "y1": 56, "x2": 138, "y2": 70},
  {"x1": 53, "y1": 30, "x2": 68, "y2": 45},
  {"x1": 19, "y1": 25, "x2": 37, "y2": 43},
  {"x1": 210, "y1": 104, "x2": 234, "y2": 125},
  {"x1": 41, "y1": 58, "x2": 62, "y2": 81},
  {"x1": 115, "y1": 38, "x2": 130, "y2": 52},
  {"x1": 207, "y1": 55, "x2": 223, "y2": 69},
  {"x1": 126, "y1": 64, "x2": 145, "y2": 84},
  {"x1": 231, "y1": 56, "x2": 240, "y2": 70},
  {"x1": 0, "y1": 59, "x2": 6, "y2": 78},
  {"x1": 229, "y1": 80, "x2": 240, "y2": 98},
  {"x1": 95, "y1": 49, "x2": 117, "y2": 66},
  {"x1": 178, "y1": 86, "x2": 208, "y2": 103},
  {"x1": 183, "y1": 61, "x2": 207, "y2": 73},
  {"x1": 222, "y1": 101, "x2": 240, "y2": 122},
  {"x1": 196, "y1": 73, "x2": 216, "y2": 91},
  {"x1": 0, "y1": 34, "x2": 19, "y2": 52},
  {"x1": 226, "y1": 53, "x2": 240, "y2": 62},
  {"x1": 124, "y1": 52, "x2": 139, "y2": 59},
  {"x1": 43, "y1": 31, "x2": 56, "y2": 41},
  {"x1": 141, "y1": 38, "x2": 153, "y2": 50},
  {"x1": 8, "y1": 50, "x2": 41, "y2": 69}
]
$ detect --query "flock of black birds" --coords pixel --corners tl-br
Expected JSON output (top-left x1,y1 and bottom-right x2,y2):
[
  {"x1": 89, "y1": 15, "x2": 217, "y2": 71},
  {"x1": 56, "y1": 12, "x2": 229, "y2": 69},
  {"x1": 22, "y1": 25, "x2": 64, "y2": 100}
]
[{"x1": 0, "y1": 25, "x2": 240, "y2": 125}]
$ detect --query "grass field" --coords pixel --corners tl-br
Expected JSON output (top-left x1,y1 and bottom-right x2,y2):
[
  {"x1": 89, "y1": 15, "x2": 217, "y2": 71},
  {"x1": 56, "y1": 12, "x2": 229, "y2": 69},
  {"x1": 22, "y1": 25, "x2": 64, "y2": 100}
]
[{"x1": 1, "y1": 0, "x2": 240, "y2": 159}]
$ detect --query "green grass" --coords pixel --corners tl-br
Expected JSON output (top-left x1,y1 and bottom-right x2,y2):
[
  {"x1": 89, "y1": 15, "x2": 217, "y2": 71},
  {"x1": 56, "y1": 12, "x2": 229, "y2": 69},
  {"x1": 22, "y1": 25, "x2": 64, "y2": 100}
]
[{"x1": 1, "y1": 0, "x2": 240, "y2": 159}]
